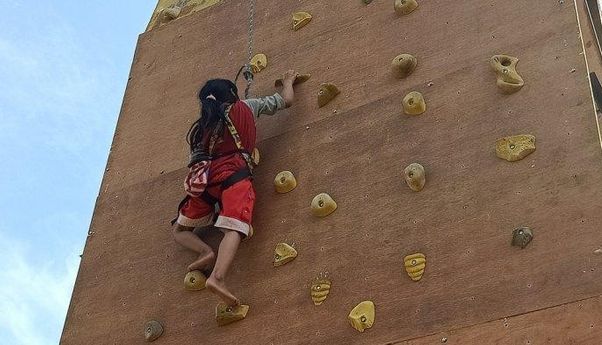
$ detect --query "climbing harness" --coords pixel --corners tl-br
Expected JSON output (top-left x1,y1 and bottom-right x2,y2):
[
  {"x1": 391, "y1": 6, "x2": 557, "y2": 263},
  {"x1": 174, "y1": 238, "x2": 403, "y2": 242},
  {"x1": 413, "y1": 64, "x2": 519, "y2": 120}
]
[
  {"x1": 235, "y1": 0, "x2": 256, "y2": 99},
  {"x1": 172, "y1": 106, "x2": 254, "y2": 225}
]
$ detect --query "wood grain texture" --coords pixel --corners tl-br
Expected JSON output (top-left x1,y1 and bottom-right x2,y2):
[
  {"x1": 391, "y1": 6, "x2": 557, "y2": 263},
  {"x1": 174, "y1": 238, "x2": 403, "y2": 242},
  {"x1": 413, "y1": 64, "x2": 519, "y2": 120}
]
[{"x1": 61, "y1": 0, "x2": 602, "y2": 344}]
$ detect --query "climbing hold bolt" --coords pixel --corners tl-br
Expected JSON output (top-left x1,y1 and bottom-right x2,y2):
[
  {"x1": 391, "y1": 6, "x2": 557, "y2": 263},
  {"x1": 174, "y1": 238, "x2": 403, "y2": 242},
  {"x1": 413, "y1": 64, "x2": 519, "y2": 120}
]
[
  {"x1": 404, "y1": 163, "x2": 426, "y2": 192},
  {"x1": 273, "y1": 243, "x2": 298, "y2": 267},
  {"x1": 250, "y1": 53, "x2": 268, "y2": 73},
  {"x1": 251, "y1": 148, "x2": 260, "y2": 166},
  {"x1": 274, "y1": 171, "x2": 297, "y2": 193},
  {"x1": 511, "y1": 227, "x2": 533, "y2": 249},
  {"x1": 318, "y1": 83, "x2": 341, "y2": 108},
  {"x1": 490, "y1": 55, "x2": 524, "y2": 94},
  {"x1": 311, "y1": 278, "x2": 332, "y2": 305},
  {"x1": 391, "y1": 54, "x2": 417, "y2": 79},
  {"x1": 404, "y1": 253, "x2": 426, "y2": 281},
  {"x1": 495, "y1": 134, "x2": 536, "y2": 162},
  {"x1": 215, "y1": 303, "x2": 250, "y2": 326},
  {"x1": 348, "y1": 301, "x2": 376, "y2": 333},
  {"x1": 394, "y1": 0, "x2": 418, "y2": 15},
  {"x1": 144, "y1": 320, "x2": 164, "y2": 342},
  {"x1": 275, "y1": 73, "x2": 311, "y2": 87},
  {"x1": 184, "y1": 270, "x2": 207, "y2": 291},
  {"x1": 311, "y1": 193, "x2": 337, "y2": 217},
  {"x1": 292, "y1": 12, "x2": 312, "y2": 31},
  {"x1": 402, "y1": 91, "x2": 426, "y2": 115}
]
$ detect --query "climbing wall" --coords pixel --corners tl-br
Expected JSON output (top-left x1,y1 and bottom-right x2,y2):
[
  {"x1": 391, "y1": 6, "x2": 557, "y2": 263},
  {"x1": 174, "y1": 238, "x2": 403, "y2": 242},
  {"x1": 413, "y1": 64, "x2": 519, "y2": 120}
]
[{"x1": 61, "y1": 0, "x2": 602, "y2": 344}]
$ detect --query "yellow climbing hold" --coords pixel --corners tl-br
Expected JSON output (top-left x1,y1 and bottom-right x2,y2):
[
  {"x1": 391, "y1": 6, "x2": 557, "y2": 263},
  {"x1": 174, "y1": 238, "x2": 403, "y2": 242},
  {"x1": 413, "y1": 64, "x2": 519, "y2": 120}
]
[
  {"x1": 273, "y1": 243, "x2": 298, "y2": 267},
  {"x1": 215, "y1": 303, "x2": 249, "y2": 326},
  {"x1": 402, "y1": 91, "x2": 426, "y2": 115},
  {"x1": 394, "y1": 0, "x2": 418, "y2": 15},
  {"x1": 391, "y1": 54, "x2": 417, "y2": 79},
  {"x1": 348, "y1": 301, "x2": 376, "y2": 333},
  {"x1": 404, "y1": 163, "x2": 426, "y2": 192},
  {"x1": 311, "y1": 278, "x2": 332, "y2": 305},
  {"x1": 250, "y1": 53, "x2": 268, "y2": 73},
  {"x1": 251, "y1": 148, "x2": 260, "y2": 166},
  {"x1": 495, "y1": 134, "x2": 536, "y2": 162},
  {"x1": 292, "y1": 11, "x2": 312, "y2": 31},
  {"x1": 318, "y1": 83, "x2": 340, "y2": 108},
  {"x1": 184, "y1": 270, "x2": 206, "y2": 291},
  {"x1": 404, "y1": 253, "x2": 426, "y2": 281},
  {"x1": 490, "y1": 55, "x2": 524, "y2": 94},
  {"x1": 311, "y1": 193, "x2": 337, "y2": 217},
  {"x1": 274, "y1": 171, "x2": 297, "y2": 193},
  {"x1": 144, "y1": 320, "x2": 164, "y2": 342}
]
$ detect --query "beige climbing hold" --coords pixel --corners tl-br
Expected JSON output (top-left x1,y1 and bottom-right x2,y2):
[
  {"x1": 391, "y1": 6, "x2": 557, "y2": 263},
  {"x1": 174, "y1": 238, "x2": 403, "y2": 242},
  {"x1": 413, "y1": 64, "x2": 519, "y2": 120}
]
[
  {"x1": 144, "y1": 320, "x2": 164, "y2": 342},
  {"x1": 490, "y1": 55, "x2": 524, "y2": 94},
  {"x1": 404, "y1": 163, "x2": 426, "y2": 192},
  {"x1": 250, "y1": 53, "x2": 268, "y2": 73},
  {"x1": 311, "y1": 278, "x2": 332, "y2": 305},
  {"x1": 495, "y1": 134, "x2": 536, "y2": 162},
  {"x1": 274, "y1": 171, "x2": 297, "y2": 193},
  {"x1": 184, "y1": 270, "x2": 206, "y2": 291},
  {"x1": 162, "y1": 6, "x2": 182, "y2": 21},
  {"x1": 318, "y1": 83, "x2": 340, "y2": 108},
  {"x1": 311, "y1": 193, "x2": 337, "y2": 217},
  {"x1": 274, "y1": 73, "x2": 311, "y2": 87},
  {"x1": 404, "y1": 253, "x2": 426, "y2": 281},
  {"x1": 391, "y1": 54, "x2": 417, "y2": 79},
  {"x1": 273, "y1": 243, "x2": 298, "y2": 267},
  {"x1": 348, "y1": 301, "x2": 376, "y2": 333},
  {"x1": 402, "y1": 91, "x2": 426, "y2": 115},
  {"x1": 215, "y1": 303, "x2": 249, "y2": 326},
  {"x1": 394, "y1": 0, "x2": 418, "y2": 15},
  {"x1": 594, "y1": 249, "x2": 602, "y2": 255},
  {"x1": 292, "y1": 11, "x2": 312, "y2": 31},
  {"x1": 251, "y1": 148, "x2": 260, "y2": 166}
]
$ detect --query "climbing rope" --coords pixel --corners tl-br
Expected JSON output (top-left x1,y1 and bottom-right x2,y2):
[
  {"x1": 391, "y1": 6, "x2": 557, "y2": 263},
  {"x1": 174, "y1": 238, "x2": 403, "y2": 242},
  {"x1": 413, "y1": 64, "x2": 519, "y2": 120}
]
[{"x1": 235, "y1": 0, "x2": 256, "y2": 99}]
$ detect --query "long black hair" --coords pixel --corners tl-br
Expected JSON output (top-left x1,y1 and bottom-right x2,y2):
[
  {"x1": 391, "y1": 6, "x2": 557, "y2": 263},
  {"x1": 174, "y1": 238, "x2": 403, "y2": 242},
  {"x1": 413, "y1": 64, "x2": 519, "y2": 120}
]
[{"x1": 187, "y1": 79, "x2": 239, "y2": 152}]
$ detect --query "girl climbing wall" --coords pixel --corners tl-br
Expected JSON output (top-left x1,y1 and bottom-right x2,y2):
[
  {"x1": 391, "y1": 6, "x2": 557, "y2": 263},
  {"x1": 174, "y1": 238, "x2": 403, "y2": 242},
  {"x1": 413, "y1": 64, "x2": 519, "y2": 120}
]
[{"x1": 172, "y1": 70, "x2": 298, "y2": 306}]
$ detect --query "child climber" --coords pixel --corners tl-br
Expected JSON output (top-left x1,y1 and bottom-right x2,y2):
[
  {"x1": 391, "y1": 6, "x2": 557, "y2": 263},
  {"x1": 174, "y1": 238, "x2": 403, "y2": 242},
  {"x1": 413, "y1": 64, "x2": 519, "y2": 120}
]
[{"x1": 172, "y1": 70, "x2": 297, "y2": 306}]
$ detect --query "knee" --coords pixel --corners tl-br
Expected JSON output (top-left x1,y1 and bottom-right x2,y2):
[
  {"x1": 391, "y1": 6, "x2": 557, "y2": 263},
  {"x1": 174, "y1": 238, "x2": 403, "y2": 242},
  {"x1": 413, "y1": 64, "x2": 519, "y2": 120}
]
[{"x1": 172, "y1": 224, "x2": 191, "y2": 237}]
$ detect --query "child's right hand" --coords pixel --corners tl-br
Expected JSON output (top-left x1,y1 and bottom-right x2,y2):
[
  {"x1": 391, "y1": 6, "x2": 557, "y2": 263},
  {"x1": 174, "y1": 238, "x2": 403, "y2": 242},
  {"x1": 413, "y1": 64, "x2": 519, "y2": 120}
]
[{"x1": 283, "y1": 70, "x2": 298, "y2": 85}]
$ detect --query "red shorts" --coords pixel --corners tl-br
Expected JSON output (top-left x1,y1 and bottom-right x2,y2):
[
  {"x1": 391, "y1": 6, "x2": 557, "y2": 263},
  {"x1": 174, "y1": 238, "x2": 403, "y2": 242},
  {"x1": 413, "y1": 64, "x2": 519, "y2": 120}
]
[{"x1": 177, "y1": 179, "x2": 255, "y2": 237}]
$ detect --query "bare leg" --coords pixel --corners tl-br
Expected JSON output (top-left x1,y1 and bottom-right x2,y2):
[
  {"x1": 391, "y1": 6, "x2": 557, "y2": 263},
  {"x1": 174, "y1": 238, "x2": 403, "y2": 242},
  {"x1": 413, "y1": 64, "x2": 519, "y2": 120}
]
[
  {"x1": 206, "y1": 229, "x2": 242, "y2": 306},
  {"x1": 172, "y1": 224, "x2": 215, "y2": 271}
]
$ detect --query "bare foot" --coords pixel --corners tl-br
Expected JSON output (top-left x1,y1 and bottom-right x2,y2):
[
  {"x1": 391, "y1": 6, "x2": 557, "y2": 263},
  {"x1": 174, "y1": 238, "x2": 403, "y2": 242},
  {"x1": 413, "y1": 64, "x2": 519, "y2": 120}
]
[
  {"x1": 206, "y1": 276, "x2": 240, "y2": 306},
  {"x1": 187, "y1": 251, "x2": 216, "y2": 272}
]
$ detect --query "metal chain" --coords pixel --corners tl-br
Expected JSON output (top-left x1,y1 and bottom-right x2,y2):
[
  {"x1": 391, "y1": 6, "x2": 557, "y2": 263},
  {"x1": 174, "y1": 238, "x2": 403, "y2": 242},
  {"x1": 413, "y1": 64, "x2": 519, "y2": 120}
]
[{"x1": 243, "y1": 0, "x2": 256, "y2": 98}]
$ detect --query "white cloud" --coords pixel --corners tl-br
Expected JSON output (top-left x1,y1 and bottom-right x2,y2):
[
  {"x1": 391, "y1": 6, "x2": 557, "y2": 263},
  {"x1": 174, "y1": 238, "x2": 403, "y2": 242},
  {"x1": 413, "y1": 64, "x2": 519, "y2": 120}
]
[{"x1": 0, "y1": 230, "x2": 80, "y2": 345}]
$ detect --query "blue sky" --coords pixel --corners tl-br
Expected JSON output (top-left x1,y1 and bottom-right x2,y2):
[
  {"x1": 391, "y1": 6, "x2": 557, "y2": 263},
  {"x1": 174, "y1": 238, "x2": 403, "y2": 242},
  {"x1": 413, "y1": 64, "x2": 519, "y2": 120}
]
[{"x1": 0, "y1": 1, "x2": 155, "y2": 344}]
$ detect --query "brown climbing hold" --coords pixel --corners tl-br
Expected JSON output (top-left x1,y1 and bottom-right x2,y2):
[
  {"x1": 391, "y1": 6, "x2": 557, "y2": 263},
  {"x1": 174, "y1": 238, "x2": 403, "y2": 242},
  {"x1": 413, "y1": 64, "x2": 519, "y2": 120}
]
[
  {"x1": 311, "y1": 278, "x2": 332, "y2": 305},
  {"x1": 490, "y1": 55, "x2": 524, "y2": 94},
  {"x1": 404, "y1": 163, "x2": 426, "y2": 192},
  {"x1": 274, "y1": 171, "x2": 297, "y2": 193},
  {"x1": 394, "y1": 0, "x2": 418, "y2": 15},
  {"x1": 495, "y1": 134, "x2": 536, "y2": 162},
  {"x1": 404, "y1": 253, "x2": 426, "y2": 281},
  {"x1": 273, "y1": 243, "x2": 298, "y2": 267},
  {"x1": 251, "y1": 148, "x2": 260, "y2": 166},
  {"x1": 391, "y1": 54, "x2": 417, "y2": 79},
  {"x1": 184, "y1": 270, "x2": 206, "y2": 291},
  {"x1": 274, "y1": 73, "x2": 311, "y2": 87},
  {"x1": 402, "y1": 91, "x2": 426, "y2": 115},
  {"x1": 348, "y1": 301, "x2": 376, "y2": 333},
  {"x1": 363, "y1": 0, "x2": 374, "y2": 3},
  {"x1": 215, "y1": 303, "x2": 250, "y2": 326},
  {"x1": 144, "y1": 320, "x2": 163, "y2": 342},
  {"x1": 250, "y1": 53, "x2": 268, "y2": 73},
  {"x1": 311, "y1": 193, "x2": 337, "y2": 217},
  {"x1": 318, "y1": 83, "x2": 340, "y2": 108},
  {"x1": 292, "y1": 12, "x2": 312, "y2": 31},
  {"x1": 511, "y1": 227, "x2": 533, "y2": 249}
]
